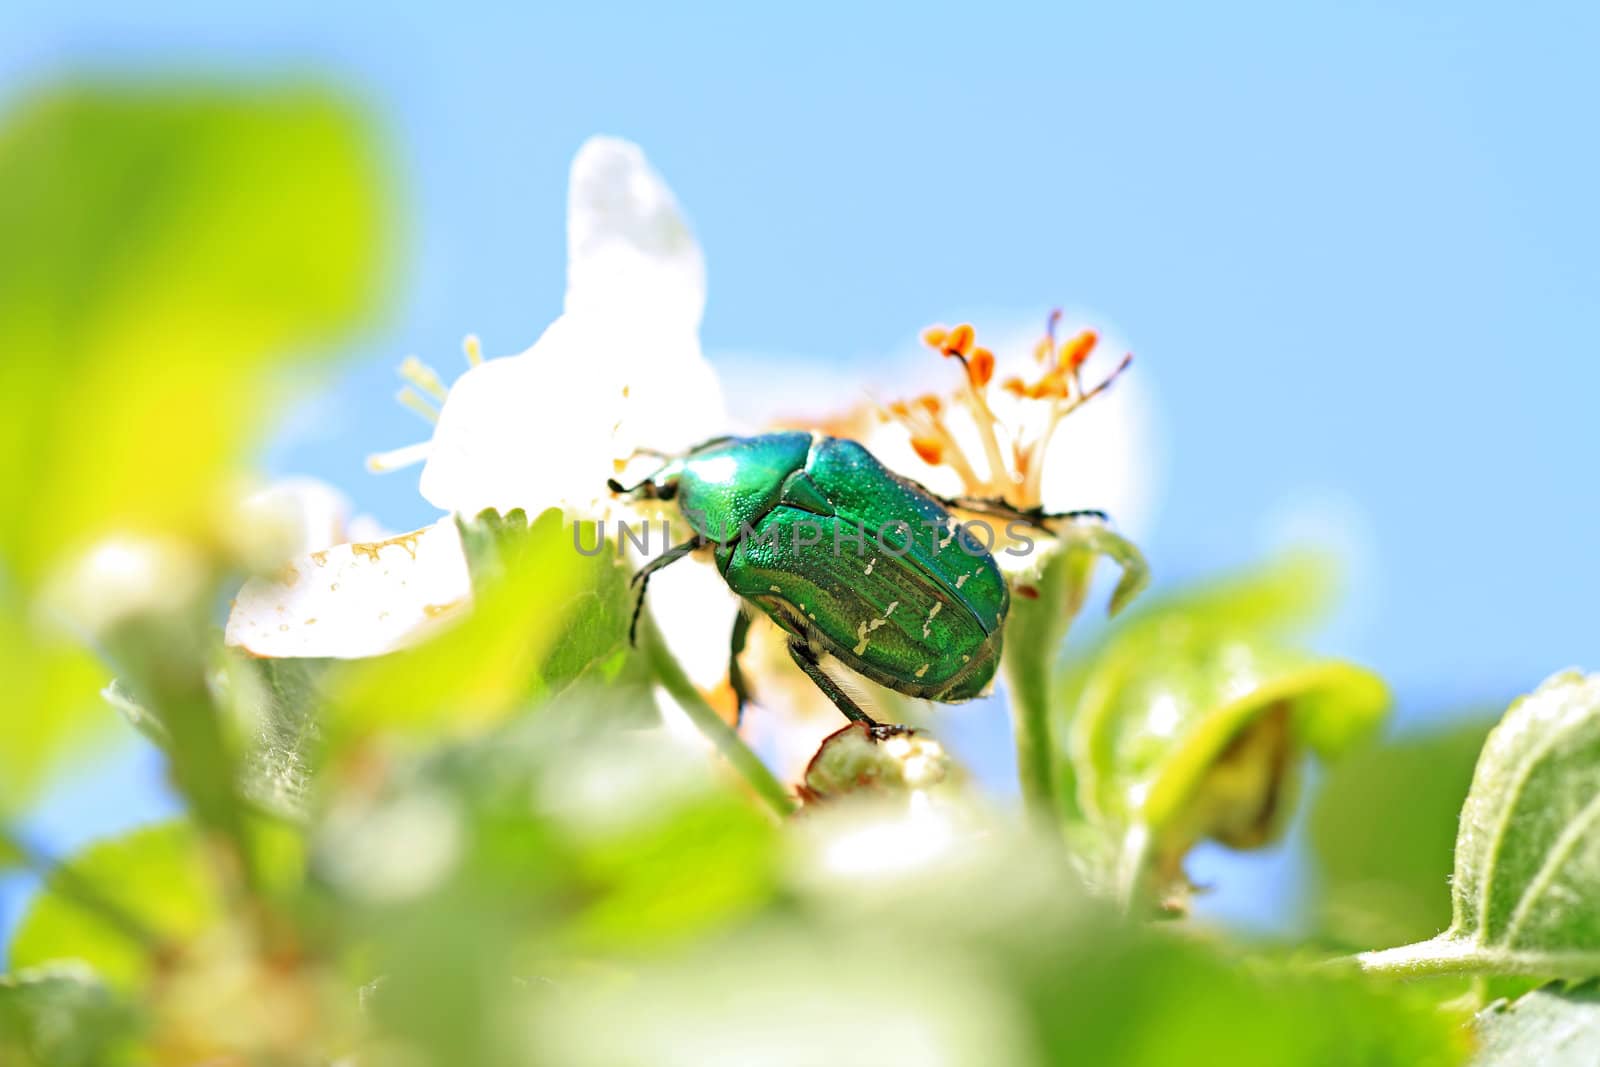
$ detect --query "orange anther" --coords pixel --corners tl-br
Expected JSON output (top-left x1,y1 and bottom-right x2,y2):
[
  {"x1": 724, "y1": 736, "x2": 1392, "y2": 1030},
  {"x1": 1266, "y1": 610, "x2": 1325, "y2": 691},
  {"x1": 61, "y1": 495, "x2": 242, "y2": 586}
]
[
  {"x1": 968, "y1": 346, "x2": 995, "y2": 387},
  {"x1": 1031, "y1": 336, "x2": 1052, "y2": 363},
  {"x1": 916, "y1": 394, "x2": 943, "y2": 416},
  {"x1": 1001, "y1": 377, "x2": 1028, "y2": 396},
  {"x1": 1058, "y1": 330, "x2": 1098, "y2": 371},
  {"x1": 888, "y1": 399, "x2": 911, "y2": 418},
  {"x1": 910, "y1": 436, "x2": 944, "y2": 465},
  {"x1": 944, "y1": 323, "x2": 975, "y2": 357},
  {"x1": 1022, "y1": 373, "x2": 1069, "y2": 400},
  {"x1": 921, "y1": 325, "x2": 950, "y2": 350}
]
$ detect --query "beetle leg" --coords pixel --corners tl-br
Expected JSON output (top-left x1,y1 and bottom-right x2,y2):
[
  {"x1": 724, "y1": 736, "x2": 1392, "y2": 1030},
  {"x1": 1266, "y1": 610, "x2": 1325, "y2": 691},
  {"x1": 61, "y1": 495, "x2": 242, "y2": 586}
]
[
  {"x1": 1035, "y1": 507, "x2": 1109, "y2": 525},
  {"x1": 728, "y1": 608, "x2": 754, "y2": 726},
  {"x1": 786, "y1": 640, "x2": 900, "y2": 738},
  {"x1": 935, "y1": 493, "x2": 1108, "y2": 534},
  {"x1": 628, "y1": 539, "x2": 701, "y2": 646}
]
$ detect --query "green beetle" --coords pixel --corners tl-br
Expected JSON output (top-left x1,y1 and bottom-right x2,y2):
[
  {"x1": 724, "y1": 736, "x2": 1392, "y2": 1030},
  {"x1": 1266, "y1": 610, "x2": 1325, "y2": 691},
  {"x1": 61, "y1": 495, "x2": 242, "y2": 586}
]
[{"x1": 610, "y1": 431, "x2": 1106, "y2": 733}]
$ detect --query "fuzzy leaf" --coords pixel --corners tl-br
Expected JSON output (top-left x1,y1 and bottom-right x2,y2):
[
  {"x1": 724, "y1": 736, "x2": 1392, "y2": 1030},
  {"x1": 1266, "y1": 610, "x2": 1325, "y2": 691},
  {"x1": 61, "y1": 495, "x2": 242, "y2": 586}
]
[
  {"x1": 1472, "y1": 981, "x2": 1600, "y2": 1066},
  {"x1": 1362, "y1": 671, "x2": 1600, "y2": 978},
  {"x1": 227, "y1": 655, "x2": 329, "y2": 819}
]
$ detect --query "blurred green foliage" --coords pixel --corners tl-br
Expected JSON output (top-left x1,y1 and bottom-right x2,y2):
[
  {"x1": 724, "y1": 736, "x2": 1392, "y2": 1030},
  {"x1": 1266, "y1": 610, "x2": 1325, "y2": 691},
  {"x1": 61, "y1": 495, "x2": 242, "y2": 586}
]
[
  {"x1": 0, "y1": 964, "x2": 139, "y2": 1067},
  {"x1": 328, "y1": 510, "x2": 631, "y2": 741},
  {"x1": 1310, "y1": 716, "x2": 1495, "y2": 950},
  {"x1": 1054, "y1": 556, "x2": 1390, "y2": 906},
  {"x1": 0, "y1": 82, "x2": 386, "y2": 817},
  {"x1": 9, "y1": 823, "x2": 216, "y2": 989},
  {"x1": 0, "y1": 86, "x2": 384, "y2": 581},
  {"x1": 0, "y1": 76, "x2": 1596, "y2": 1067}
]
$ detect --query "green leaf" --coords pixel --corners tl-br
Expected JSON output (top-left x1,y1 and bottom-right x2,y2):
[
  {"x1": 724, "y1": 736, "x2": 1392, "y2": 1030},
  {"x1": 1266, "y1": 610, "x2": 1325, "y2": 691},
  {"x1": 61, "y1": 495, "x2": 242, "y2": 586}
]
[
  {"x1": 1362, "y1": 671, "x2": 1600, "y2": 978},
  {"x1": 1309, "y1": 717, "x2": 1495, "y2": 950},
  {"x1": 0, "y1": 964, "x2": 141, "y2": 1067},
  {"x1": 1472, "y1": 981, "x2": 1600, "y2": 1066},
  {"x1": 1056, "y1": 557, "x2": 1390, "y2": 907},
  {"x1": 328, "y1": 509, "x2": 632, "y2": 740},
  {"x1": 0, "y1": 84, "x2": 386, "y2": 584},
  {"x1": 10, "y1": 822, "x2": 219, "y2": 987}
]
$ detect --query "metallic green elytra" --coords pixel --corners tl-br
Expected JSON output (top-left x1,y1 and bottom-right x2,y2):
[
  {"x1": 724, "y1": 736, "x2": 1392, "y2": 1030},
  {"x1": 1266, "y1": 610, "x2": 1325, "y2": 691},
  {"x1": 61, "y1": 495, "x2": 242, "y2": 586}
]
[{"x1": 611, "y1": 431, "x2": 1039, "y2": 732}]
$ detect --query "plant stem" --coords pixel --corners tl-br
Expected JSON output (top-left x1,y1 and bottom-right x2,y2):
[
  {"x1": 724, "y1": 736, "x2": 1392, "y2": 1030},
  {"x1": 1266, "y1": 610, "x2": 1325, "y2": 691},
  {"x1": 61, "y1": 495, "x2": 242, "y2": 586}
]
[
  {"x1": 640, "y1": 616, "x2": 796, "y2": 819},
  {"x1": 1357, "y1": 939, "x2": 1600, "y2": 979},
  {"x1": 1001, "y1": 548, "x2": 1093, "y2": 825}
]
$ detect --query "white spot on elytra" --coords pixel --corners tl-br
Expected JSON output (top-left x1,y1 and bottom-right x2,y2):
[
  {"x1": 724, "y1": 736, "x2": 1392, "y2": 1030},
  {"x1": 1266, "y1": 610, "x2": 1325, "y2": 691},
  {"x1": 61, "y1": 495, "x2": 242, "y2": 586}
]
[
  {"x1": 955, "y1": 573, "x2": 969, "y2": 589},
  {"x1": 922, "y1": 601, "x2": 942, "y2": 638},
  {"x1": 853, "y1": 612, "x2": 891, "y2": 655},
  {"x1": 915, "y1": 662, "x2": 930, "y2": 678},
  {"x1": 864, "y1": 557, "x2": 877, "y2": 576},
  {"x1": 769, "y1": 585, "x2": 781, "y2": 593}
]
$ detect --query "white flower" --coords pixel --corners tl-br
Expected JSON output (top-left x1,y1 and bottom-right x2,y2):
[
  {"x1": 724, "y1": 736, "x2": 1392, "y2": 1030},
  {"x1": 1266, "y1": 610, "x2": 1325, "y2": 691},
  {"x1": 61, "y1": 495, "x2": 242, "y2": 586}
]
[
  {"x1": 375, "y1": 136, "x2": 728, "y2": 517},
  {"x1": 224, "y1": 517, "x2": 471, "y2": 659},
  {"x1": 226, "y1": 136, "x2": 733, "y2": 662}
]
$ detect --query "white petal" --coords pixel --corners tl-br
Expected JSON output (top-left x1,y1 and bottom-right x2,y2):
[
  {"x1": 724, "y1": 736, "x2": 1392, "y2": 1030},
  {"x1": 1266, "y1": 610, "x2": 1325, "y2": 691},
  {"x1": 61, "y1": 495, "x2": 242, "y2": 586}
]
[
  {"x1": 419, "y1": 313, "x2": 727, "y2": 517},
  {"x1": 644, "y1": 554, "x2": 741, "y2": 690},
  {"x1": 225, "y1": 517, "x2": 472, "y2": 659},
  {"x1": 419, "y1": 337, "x2": 615, "y2": 516},
  {"x1": 417, "y1": 137, "x2": 727, "y2": 518},
  {"x1": 566, "y1": 136, "x2": 704, "y2": 328}
]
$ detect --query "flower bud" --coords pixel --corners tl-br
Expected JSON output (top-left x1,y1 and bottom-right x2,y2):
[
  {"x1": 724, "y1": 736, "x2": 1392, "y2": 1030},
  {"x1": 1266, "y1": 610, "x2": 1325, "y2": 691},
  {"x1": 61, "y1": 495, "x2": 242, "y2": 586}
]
[
  {"x1": 799, "y1": 723, "x2": 952, "y2": 803},
  {"x1": 40, "y1": 534, "x2": 210, "y2": 644}
]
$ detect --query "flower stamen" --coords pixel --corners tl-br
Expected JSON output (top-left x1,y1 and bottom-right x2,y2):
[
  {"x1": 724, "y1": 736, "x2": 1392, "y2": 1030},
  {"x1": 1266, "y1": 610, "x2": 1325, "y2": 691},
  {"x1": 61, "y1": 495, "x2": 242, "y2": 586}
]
[
  {"x1": 371, "y1": 334, "x2": 493, "y2": 471},
  {"x1": 400, "y1": 356, "x2": 451, "y2": 403},
  {"x1": 887, "y1": 310, "x2": 1133, "y2": 512},
  {"x1": 396, "y1": 386, "x2": 440, "y2": 425},
  {"x1": 367, "y1": 441, "x2": 434, "y2": 473}
]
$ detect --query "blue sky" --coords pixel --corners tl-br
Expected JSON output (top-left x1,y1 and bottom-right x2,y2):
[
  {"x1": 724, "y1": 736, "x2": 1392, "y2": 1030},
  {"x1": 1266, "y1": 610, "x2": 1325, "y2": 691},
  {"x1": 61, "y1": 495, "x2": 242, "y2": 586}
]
[{"x1": 4, "y1": 1, "x2": 1597, "y2": 937}]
